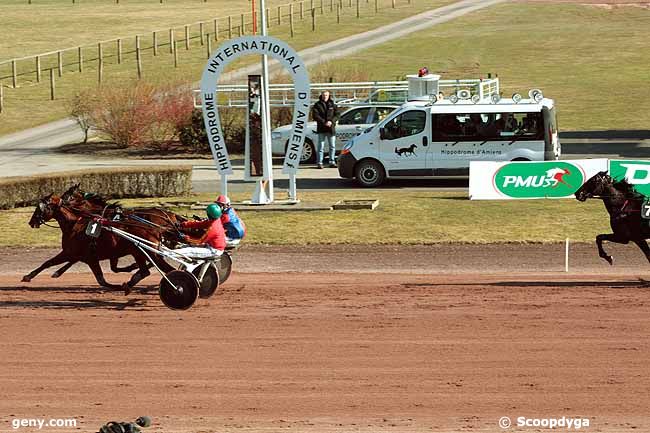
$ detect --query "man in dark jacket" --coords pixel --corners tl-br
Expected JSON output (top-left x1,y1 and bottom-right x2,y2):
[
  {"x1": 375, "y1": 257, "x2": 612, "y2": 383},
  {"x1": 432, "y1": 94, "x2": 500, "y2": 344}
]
[{"x1": 311, "y1": 90, "x2": 339, "y2": 168}]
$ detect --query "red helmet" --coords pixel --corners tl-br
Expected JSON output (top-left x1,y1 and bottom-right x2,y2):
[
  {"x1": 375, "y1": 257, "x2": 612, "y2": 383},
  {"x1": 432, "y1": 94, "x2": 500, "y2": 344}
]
[
  {"x1": 418, "y1": 67, "x2": 429, "y2": 77},
  {"x1": 216, "y1": 195, "x2": 230, "y2": 206}
]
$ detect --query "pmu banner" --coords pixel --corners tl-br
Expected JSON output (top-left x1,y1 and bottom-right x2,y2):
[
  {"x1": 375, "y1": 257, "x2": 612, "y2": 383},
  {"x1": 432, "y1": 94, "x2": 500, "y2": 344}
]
[
  {"x1": 609, "y1": 160, "x2": 650, "y2": 196},
  {"x1": 470, "y1": 159, "x2": 609, "y2": 200}
]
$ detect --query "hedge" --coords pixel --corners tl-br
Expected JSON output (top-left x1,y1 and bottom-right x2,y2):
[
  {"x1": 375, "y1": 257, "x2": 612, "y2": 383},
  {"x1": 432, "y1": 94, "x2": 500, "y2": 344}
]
[{"x1": 0, "y1": 166, "x2": 192, "y2": 210}]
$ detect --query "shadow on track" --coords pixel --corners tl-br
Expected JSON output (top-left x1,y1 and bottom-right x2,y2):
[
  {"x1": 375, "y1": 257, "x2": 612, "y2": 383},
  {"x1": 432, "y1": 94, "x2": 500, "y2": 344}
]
[
  {"x1": 0, "y1": 285, "x2": 159, "y2": 310},
  {"x1": 401, "y1": 279, "x2": 650, "y2": 289}
]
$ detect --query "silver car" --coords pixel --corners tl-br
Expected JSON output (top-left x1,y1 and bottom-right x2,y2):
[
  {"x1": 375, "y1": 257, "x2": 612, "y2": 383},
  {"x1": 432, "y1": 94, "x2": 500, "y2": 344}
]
[{"x1": 271, "y1": 105, "x2": 398, "y2": 164}]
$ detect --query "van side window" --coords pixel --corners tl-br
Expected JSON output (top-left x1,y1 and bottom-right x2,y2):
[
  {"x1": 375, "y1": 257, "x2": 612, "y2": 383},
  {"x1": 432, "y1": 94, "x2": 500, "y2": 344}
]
[
  {"x1": 433, "y1": 112, "x2": 544, "y2": 141},
  {"x1": 383, "y1": 110, "x2": 426, "y2": 140}
]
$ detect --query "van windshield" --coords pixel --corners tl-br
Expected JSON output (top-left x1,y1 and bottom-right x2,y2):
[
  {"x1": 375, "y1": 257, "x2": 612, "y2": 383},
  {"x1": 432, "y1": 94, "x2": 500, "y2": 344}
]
[{"x1": 433, "y1": 111, "x2": 544, "y2": 141}]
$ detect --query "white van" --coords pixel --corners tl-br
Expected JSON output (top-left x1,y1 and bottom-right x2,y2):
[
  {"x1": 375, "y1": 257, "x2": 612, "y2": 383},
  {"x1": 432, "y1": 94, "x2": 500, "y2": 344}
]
[{"x1": 338, "y1": 77, "x2": 560, "y2": 187}]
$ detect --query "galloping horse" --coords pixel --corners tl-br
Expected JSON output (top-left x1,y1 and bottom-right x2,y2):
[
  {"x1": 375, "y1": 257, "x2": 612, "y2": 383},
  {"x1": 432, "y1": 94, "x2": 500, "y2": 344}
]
[
  {"x1": 24, "y1": 193, "x2": 174, "y2": 293},
  {"x1": 574, "y1": 171, "x2": 650, "y2": 265}
]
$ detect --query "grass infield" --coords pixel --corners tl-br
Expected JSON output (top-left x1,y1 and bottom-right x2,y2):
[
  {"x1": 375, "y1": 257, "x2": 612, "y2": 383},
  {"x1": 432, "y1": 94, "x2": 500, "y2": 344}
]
[
  {"x1": 327, "y1": 2, "x2": 650, "y2": 131},
  {"x1": 0, "y1": 190, "x2": 611, "y2": 247}
]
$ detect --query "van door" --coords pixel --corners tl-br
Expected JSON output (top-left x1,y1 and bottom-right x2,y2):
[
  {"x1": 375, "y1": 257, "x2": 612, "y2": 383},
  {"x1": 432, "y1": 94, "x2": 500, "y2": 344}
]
[{"x1": 379, "y1": 109, "x2": 430, "y2": 176}]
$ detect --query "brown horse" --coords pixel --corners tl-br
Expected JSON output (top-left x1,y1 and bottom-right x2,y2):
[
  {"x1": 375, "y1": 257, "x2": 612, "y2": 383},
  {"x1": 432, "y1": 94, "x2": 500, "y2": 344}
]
[
  {"x1": 24, "y1": 193, "x2": 173, "y2": 293},
  {"x1": 42, "y1": 184, "x2": 186, "y2": 280}
]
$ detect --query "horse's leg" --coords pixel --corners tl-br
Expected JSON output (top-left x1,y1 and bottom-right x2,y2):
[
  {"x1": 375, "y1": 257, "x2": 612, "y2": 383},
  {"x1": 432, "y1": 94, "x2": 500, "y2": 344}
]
[
  {"x1": 51, "y1": 260, "x2": 77, "y2": 278},
  {"x1": 596, "y1": 233, "x2": 629, "y2": 266},
  {"x1": 633, "y1": 239, "x2": 650, "y2": 264},
  {"x1": 121, "y1": 254, "x2": 152, "y2": 296},
  {"x1": 22, "y1": 251, "x2": 71, "y2": 282},
  {"x1": 86, "y1": 259, "x2": 122, "y2": 290},
  {"x1": 109, "y1": 257, "x2": 139, "y2": 273}
]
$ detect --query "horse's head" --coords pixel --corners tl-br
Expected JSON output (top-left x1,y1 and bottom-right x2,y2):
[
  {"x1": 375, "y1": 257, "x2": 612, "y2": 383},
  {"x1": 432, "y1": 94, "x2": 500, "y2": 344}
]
[
  {"x1": 574, "y1": 171, "x2": 611, "y2": 202},
  {"x1": 29, "y1": 194, "x2": 61, "y2": 228},
  {"x1": 61, "y1": 183, "x2": 83, "y2": 204}
]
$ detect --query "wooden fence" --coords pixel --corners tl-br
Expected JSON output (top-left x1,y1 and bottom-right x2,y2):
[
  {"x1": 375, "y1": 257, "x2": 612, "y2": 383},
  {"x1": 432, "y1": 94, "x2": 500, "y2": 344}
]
[{"x1": 0, "y1": 0, "x2": 415, "y2": 109}]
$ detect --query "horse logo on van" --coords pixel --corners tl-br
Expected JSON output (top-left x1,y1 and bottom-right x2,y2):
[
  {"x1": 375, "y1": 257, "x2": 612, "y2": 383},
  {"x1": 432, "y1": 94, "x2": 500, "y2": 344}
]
[{"x1": 395, "y1": 144, "x2": 417, "y2": 157}]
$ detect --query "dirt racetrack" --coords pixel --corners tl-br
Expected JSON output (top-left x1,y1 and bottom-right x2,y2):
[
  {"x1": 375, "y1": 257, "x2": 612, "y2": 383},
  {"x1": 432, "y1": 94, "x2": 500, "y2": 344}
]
[{"x1": 1, "y1": 244, "x2": 650, "y2": 433}]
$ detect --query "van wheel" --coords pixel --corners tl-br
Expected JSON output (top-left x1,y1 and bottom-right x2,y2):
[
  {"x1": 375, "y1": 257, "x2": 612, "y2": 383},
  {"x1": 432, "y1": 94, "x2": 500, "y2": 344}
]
[
  {"x1": 286, "y1": 139, "x2": 316, "y2": 164},
  {"x1": 355, "y1": 159, "x2": 385, "y2": 187}
]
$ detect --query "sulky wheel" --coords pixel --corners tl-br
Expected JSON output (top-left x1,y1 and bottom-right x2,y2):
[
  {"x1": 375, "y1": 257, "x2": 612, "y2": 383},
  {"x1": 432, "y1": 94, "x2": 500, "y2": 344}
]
[
  {"x1": 216, "y1": 253, "x2": 233, "y2": 284},
  {"x1": 192, "y1": 264, "x2": 220, "y2": 299},
  {"x1": 159, "y1": 270, "x2": 199, "y2": 310}
]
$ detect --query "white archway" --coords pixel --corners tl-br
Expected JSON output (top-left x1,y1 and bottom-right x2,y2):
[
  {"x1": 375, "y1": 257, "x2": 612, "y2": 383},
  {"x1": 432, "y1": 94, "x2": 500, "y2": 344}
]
[{"x1": 200, "y1": 36, "x2": 311, "y2": 190}]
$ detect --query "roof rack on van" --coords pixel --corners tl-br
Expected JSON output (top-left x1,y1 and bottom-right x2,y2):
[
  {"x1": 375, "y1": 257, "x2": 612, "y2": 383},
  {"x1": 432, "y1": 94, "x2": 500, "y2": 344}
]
[{"x1": 192, "y1": 76, "x2": 503, "y2": 108}]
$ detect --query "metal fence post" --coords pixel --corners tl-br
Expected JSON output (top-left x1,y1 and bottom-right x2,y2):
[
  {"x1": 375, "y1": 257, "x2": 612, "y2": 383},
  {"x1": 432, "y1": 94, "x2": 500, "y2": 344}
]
[
  {"x1": 153, "y1": 31, "x2": 158, "y2": 55},
  {"x1": 78, "y1": 47, "x2": 83, "y2": 73},
  {"x1": 169, "y1": 28, "x2": 174, "y2": 54},
  {"x1": 290, "y1": 4, "x2": 295, "y2": 37},
  {"x1": 98, "y1": 42, "x2": 103, "y2": 84},
  {"x1": 50, "y1": 69, "x2": 56, "y2": 100},
  {"x1": 136, "y1": 35, "x2": 142, "y2": 79},
  {"x1": 173, "y1": 40, "x2": 178, "y2": 67},
  {"x1": 228, "y1": 16, "x2": 232, "y2": 39},
  {"x1": 117, "y1": 38, "x2": 122, "y2": 64},
  {"x1": 277, "y1": 5, "x2": 281, "y2": 25},
  {"x1": 57, "y1": 51, "x2": 63, "y2": 77},
  {"x1": 311, "y1": 8, "x2": 315, "y2": 30},
  {"x1": 356, "y1": 0, "x2": 360, "y2": 17},
  {"x1": 200, "y1": 22, "x2": 205, "y2": 45},
  {"x1": 184, "y1": 25, "x2": 190, "y2": 50},
  {"x1": 300, "y1": 1, "x2": 304, "y2": 19},
  {"x1": 11, "y1": 60, "x2": 17, "y2": 88},
  {"x1": 206, "y1": 33, "x2": 212, "y2": 58},
  {"x1": 0, "y1": 84, "x2": 4, "y2": 113},
  {"x1": 240, "y1": 13, "x2": 245, "y2": 36},
  {"x1": 35, "y1": 56, "x2": 41, "y2": 83},
  {"x1": 214, "y1": 18, "x2": 219, "y2": 41}
]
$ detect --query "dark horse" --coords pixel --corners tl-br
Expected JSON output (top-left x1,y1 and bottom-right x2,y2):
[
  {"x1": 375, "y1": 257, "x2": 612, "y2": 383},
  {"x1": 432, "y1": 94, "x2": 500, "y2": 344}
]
[
  {"x1": 574, "y1": 171, "x2": 650, "y2": 265},
  {"x1": 24, "y1": 192, "x2": 174, "y2": 293}
]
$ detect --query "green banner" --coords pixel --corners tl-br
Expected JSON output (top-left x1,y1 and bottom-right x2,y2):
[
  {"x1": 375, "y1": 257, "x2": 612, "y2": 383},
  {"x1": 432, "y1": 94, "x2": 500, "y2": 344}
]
[{"x1": 609, "y1": 160, "x2": 650, "y2": 197}]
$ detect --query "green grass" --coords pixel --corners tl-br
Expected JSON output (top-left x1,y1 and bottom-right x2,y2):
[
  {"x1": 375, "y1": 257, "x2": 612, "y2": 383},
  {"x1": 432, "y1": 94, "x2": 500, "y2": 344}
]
[
  {"x1": 327, "y1": 2, "x2": 650, "y2": 131},
  {"x1": 0, "y1": 0, "x2": 292, "y2": 61},
  {"x1": 0, "y1": 0, "x2": 451, "y2": 135},
  {"x1": 1, "y1": 190, "x2": 611, "y2": 247}
]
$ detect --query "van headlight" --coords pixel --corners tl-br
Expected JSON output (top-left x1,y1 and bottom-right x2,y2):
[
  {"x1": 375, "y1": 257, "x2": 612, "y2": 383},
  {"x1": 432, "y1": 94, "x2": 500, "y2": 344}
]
[{"x1": 271, "y1": 132, "x2": 283, "y2": 140}]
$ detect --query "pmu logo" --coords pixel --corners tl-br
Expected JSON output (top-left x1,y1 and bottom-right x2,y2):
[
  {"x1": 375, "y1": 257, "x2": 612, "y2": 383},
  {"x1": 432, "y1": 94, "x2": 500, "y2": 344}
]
[{"x1": 494, "y1": 162, "x2": 584, "y2": 198}]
